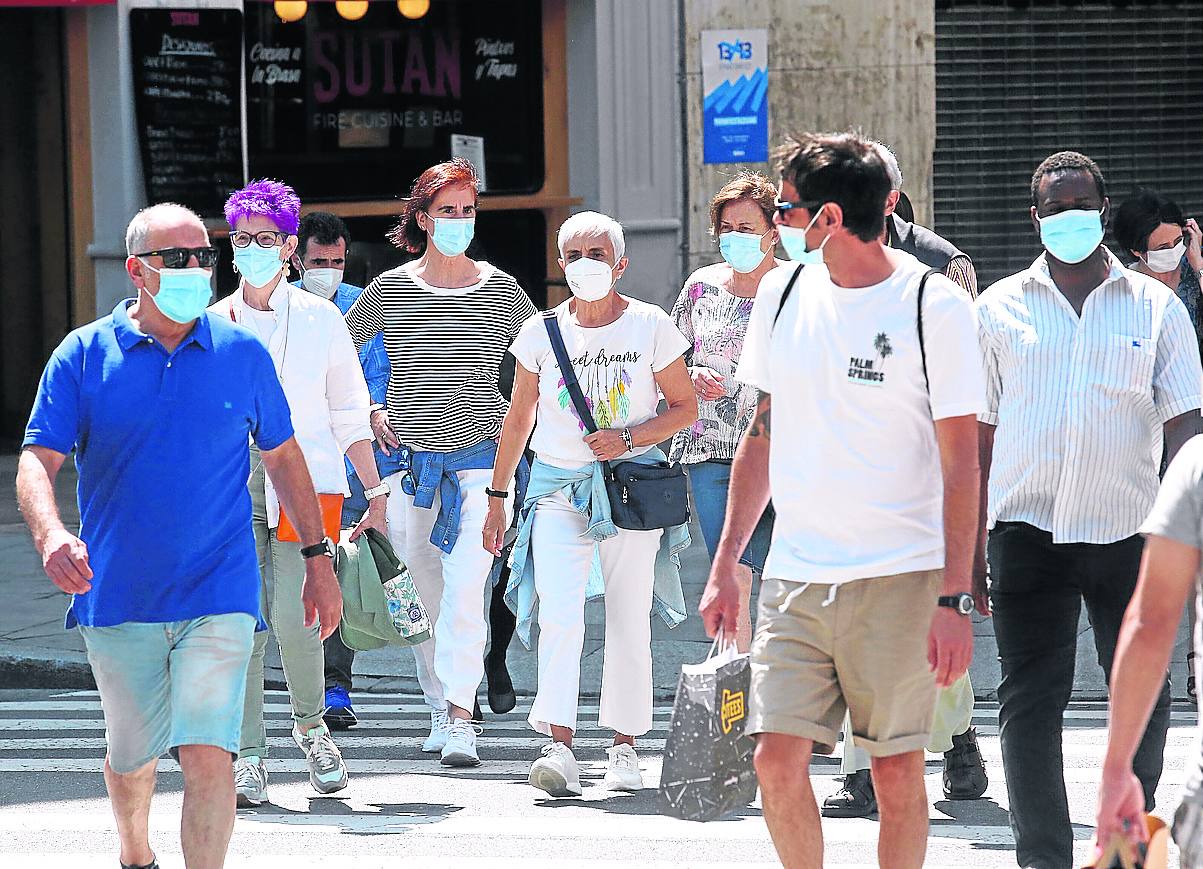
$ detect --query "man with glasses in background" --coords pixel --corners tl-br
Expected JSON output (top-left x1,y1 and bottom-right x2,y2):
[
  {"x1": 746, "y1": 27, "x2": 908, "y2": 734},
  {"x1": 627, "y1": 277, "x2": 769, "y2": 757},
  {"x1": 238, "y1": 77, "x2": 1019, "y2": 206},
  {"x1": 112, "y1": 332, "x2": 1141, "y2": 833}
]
[{"x1": 16, "y1": 202, "x2": 341, "y2": 869}]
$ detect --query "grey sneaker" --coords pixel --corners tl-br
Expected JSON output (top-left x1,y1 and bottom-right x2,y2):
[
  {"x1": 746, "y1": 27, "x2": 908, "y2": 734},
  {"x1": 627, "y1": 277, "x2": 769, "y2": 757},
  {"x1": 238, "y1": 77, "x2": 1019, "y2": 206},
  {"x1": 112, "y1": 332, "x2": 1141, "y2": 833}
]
[
  {"x1": 293, "y1": 723, "x2": 349, "y2": 794},
  {"x1": 422, "y1": 707, "x2": 452, "y2": 753},
  {"x1": 440, "y1": 718, "x2": 482, "y2": 767},
  {"x1": 234, "y1": 755, "x2": 268, "y2": 807},
  {"x1": 529, "y1": 742, "x2": 582, "y2": 797}
]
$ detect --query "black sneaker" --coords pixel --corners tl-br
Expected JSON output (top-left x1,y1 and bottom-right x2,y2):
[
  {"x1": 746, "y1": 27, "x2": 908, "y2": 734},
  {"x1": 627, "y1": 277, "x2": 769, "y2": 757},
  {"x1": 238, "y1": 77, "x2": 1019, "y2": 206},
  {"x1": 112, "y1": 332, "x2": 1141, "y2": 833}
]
[
  {"x1": 943, "y1": 727, "x2": 988, "y2": 800},
  {"x1": 821, "y1": 769, "x2": 877, "y2": 818}
]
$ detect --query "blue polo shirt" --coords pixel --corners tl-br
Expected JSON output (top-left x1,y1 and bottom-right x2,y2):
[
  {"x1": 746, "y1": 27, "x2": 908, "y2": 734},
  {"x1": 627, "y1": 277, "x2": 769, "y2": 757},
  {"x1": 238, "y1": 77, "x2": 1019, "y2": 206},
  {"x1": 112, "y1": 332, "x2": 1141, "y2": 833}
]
[{"x1": 22, "y1": 300, "x2": 294, "y2": 629}]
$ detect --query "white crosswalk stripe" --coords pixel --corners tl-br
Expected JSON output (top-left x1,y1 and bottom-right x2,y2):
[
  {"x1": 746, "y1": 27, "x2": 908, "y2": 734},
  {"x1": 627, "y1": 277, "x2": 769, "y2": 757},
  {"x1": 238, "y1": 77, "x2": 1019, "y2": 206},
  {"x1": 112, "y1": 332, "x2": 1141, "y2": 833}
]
[{"x1": 0, "y1": 689, "x2": 1197, "y2": 868}]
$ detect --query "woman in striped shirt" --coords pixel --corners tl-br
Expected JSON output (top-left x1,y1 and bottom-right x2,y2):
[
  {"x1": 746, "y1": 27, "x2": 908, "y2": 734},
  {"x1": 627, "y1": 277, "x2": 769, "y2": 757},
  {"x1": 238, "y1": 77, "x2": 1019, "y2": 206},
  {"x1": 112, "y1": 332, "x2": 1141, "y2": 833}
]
[{"x1": 345, "y1": 158, "x2": 536, "y2": 767}]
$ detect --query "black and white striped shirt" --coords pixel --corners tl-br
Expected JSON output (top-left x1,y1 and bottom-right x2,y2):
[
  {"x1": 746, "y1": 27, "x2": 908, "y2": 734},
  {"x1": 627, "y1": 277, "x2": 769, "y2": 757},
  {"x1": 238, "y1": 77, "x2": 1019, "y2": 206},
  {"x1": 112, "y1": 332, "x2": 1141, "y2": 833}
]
[
  {"x1": 977, "y1": 252, "x2": 1203, "y2": 544},
  {"x1": 345, "y1": 262, "x2": 536, "y2": 452}
]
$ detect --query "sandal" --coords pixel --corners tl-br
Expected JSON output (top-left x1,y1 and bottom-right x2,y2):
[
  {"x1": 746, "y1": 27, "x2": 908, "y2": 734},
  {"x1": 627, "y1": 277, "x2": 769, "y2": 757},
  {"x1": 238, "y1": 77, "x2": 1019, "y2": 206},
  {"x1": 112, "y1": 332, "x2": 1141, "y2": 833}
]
[{"x1": 1188, "y1": 651, "x2": 1196, "y2": 701}]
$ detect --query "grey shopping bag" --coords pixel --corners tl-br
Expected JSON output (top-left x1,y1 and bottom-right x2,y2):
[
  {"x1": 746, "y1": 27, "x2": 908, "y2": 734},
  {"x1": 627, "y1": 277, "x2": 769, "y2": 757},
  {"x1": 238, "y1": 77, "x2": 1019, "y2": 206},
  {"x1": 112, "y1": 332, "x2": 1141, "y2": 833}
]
[{"x1": 657, "y1": 637, "x2": 758, "y2": 821}]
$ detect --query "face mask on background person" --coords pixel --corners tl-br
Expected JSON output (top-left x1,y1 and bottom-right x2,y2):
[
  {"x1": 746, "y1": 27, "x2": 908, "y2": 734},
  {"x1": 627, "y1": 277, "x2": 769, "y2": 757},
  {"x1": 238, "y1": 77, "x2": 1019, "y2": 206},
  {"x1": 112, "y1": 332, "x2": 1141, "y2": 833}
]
[
  {"x1": 233, "y1": 244, "x2": 286, "y2": 288},
  {"x1": 1036, "y1": 208, "x2": 1105, "y2": 265},
  {"x1": 563, "y1": 257, "x2": 615, "y2": 302},
  {"x1": 1142, "y1": 240, "x2": 1186, "y2": 273},
  {"x1": 777, "y1": 205, "x2": 831, "y2": 265},
  {"x1": 300, "y1": 266, "x2": 342, "y2": 297},
  {"x1": 426, "y1": 215, "x2": 475, "y2": 257},
  {"x1": 719, "y1": 230, "x2": 772, "y2": 273},
  {"x1": 139, "y1": 262, "x2": 213, "y2": 324}
]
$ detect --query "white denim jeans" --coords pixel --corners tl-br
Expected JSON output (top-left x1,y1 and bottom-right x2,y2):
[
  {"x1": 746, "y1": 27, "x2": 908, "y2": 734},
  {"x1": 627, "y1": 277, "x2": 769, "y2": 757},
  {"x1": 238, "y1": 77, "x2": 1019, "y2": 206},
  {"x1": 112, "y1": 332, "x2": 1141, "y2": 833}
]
[
  {"x1": 527, "y1": 490, "x2": 662, "y2": 737},
  {"x1": 384, "y1": 467, "x2": 496, "y2": 713}
]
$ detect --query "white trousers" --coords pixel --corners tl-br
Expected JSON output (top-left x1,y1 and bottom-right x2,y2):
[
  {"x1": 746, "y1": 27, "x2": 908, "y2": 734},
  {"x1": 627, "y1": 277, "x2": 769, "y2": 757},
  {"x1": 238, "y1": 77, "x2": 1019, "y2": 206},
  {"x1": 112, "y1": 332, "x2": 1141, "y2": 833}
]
[
  {"x1": 384, "y1": 468, "x2": 496, "y2": 712},
  {"x1": 527, "y1": 490, "x2": 662, "y2": 737}
]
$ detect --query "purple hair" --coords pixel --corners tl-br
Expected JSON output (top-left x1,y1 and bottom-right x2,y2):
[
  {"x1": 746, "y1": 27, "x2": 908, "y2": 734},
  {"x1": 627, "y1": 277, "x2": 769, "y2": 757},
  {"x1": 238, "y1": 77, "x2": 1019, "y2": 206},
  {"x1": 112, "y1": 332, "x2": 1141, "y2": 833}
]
[{"x1": 224, "y1": 178, "x2": 301, "y2": 235}]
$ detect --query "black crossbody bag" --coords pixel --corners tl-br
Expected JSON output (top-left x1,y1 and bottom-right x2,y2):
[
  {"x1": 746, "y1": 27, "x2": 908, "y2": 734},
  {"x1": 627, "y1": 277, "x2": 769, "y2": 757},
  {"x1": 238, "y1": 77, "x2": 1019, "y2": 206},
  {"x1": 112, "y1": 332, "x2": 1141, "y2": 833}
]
[{"x1": 542, "y1": 311, "x2": 690, "y2": 531}]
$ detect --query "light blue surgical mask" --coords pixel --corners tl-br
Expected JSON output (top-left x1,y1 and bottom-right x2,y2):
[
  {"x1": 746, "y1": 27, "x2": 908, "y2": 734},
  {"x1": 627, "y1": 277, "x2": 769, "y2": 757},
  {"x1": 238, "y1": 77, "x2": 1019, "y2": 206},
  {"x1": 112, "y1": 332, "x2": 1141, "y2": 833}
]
[
  {"x1": 776, "y1": 205, "x2": 829, "y2": 264},
  {"x1": 233, "y1": 244, "x2": 285, "y2": 288},
  {"x1": 719, "y1": 230, "x2": 771, "y2": 273},
  {"x1": 1037, "y1": 208, "x2": 1105, "y2": 265},
  {"x1": 140, "y1": 262, "x2": 213, "y2": 324},
  {"x1": 426, "y1": 214, "x2": 475, "y2": 257}
]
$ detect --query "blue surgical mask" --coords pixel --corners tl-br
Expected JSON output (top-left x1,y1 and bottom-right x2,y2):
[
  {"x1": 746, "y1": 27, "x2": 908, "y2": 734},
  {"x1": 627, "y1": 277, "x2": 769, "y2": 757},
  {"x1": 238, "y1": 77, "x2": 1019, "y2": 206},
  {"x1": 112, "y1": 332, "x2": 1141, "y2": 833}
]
[
  {"x1": 1037, "y1": 208, "x2": 1105, "y2": 265},
  {"x1": 426, "y1": 215, "x2": 475, "y2": 257},
  {"x1": 233, "y1": 244, "x2": 285, "y2": 288},
  {"x1": 776, "y1": 205, "x2": 829, "y2": 264},
  {"x1": 719, "y1": 230, "x2": 771, "y2": 273},
  {"x1": 140, "y1": 262, "x2": 213, "y2": 324}
]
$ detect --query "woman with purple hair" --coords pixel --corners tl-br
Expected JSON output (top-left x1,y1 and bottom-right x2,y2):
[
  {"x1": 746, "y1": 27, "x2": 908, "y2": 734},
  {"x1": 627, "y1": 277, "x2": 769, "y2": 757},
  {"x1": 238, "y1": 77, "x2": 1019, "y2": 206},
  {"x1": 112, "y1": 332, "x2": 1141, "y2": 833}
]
[{"x1": 213, "y1": 178, "x2": 387, "y2": 807}]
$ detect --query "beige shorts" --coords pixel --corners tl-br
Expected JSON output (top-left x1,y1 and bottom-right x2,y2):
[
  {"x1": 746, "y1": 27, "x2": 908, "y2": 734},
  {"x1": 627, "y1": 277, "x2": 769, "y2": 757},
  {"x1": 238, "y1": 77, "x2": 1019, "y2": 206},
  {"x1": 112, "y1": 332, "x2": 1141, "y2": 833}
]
[{"x1": 748, "y1": 570, "x2": 942, "y2": 757}]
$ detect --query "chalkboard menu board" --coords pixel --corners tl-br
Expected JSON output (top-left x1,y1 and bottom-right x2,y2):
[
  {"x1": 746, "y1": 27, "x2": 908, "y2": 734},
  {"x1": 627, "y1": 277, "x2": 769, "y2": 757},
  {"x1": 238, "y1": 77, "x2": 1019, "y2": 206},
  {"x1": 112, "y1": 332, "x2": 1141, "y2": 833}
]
[
  {"x1": 244, "y1": 0, "x2": 544, "y2": 201},
  {"x1": 131, "y1": 8, "x2": 245, "y2": 218}
]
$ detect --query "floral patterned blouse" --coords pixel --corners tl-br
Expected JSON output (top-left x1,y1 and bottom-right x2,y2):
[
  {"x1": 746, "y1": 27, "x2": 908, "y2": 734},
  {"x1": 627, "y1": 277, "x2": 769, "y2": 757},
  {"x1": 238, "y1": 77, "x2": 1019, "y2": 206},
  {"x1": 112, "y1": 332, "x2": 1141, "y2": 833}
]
[
  {"x1": 1171, "y1": 257, "x2": 1203, "y2": 359},
  {"x1": 668, "y1": 263, "x2": 761, "y2": 464}
]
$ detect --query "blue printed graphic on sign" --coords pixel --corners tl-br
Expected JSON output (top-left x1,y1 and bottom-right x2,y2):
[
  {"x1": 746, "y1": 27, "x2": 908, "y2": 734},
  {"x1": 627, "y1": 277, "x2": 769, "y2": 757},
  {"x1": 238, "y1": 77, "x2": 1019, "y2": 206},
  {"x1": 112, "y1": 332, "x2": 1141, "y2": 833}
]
[{"x1": 702, "y1": 31, "x2": 768, "y2": 164}]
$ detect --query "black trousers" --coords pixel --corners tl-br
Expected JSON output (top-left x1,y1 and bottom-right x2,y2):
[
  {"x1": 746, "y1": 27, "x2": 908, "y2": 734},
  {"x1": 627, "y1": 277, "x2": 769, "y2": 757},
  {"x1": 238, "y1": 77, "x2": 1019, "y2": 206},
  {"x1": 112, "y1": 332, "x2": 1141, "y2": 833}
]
[{"x1": 988, "y1": 522, "x2": 1171, "y2": 869}]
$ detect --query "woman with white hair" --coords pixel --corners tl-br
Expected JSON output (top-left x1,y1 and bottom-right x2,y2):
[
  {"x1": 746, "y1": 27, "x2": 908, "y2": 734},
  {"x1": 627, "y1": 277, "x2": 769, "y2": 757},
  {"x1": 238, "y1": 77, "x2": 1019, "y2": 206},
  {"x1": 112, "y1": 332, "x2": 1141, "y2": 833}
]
[{"x1": 483, "y1": 211, "x2": 697, "y2": 798}]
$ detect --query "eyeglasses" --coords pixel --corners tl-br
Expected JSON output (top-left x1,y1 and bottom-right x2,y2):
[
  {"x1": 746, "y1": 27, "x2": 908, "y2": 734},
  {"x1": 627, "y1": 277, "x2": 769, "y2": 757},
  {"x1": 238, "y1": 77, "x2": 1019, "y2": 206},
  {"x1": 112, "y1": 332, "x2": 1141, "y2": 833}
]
[
  {"x1": 774, "y1": 199, "x2": 818, "y2": 219},
  {"x1": 231, "y1": 230, "x2": 288, "y2": 249},
  {"x1": 134, "y1": 246, "x2": 219, "y2": 268}
]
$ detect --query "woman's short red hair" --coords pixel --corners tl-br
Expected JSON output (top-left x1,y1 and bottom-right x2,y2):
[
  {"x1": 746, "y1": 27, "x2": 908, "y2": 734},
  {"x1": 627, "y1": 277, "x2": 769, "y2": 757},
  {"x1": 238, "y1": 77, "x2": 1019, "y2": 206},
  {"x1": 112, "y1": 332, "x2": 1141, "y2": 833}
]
[{"x1": 388, "y1": 158, "x2": 480, "y2": 253}]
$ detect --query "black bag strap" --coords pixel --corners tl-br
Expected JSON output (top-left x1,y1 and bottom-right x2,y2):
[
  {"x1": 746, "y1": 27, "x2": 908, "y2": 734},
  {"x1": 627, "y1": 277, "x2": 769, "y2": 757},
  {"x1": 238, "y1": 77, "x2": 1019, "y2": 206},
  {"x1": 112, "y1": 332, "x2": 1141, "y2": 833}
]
[
  {"x1": 772, "y1": 264, "x2": 806, "y2": 330},
  {"x1": 542, "y1": 311, "x2": 599, "y2": 435},
  {"x1": 917, "y1": 268, "x2": 938, "y2": 392}
]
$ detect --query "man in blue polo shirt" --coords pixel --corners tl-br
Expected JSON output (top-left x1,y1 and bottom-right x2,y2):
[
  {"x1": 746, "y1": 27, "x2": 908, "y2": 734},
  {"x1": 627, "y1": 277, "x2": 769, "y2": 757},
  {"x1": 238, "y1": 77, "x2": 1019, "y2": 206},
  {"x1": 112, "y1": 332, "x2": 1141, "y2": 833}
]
[{"x1": 16, "y1": 203, "x2": 343, "y2": 869}]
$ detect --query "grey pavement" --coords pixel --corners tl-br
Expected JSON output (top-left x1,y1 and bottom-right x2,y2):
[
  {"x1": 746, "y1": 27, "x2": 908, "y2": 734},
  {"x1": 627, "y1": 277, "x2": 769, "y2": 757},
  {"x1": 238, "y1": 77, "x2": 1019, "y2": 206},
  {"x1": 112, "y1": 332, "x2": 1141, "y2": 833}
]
[
  {"x1": 0, "y1": 452, "x2": 1194, "y2": 701},
  {"x1": 0, "y1": 687, "x2": 1195, "y2": 868}
]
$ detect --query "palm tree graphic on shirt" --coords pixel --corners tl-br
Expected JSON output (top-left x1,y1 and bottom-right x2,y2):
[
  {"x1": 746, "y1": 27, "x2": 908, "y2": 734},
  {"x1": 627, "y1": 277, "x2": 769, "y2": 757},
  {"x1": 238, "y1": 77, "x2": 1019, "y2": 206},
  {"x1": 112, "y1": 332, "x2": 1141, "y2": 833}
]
[{"x1": 873, "y1": 332, "x2": 893, "y2": 369}]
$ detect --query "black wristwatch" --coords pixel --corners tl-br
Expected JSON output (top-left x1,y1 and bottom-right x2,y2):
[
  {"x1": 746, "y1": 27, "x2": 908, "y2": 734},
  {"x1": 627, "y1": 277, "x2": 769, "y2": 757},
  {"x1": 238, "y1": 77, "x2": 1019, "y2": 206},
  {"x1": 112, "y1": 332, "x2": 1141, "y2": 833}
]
[
  {"x1": 300, "y1": 537, "x2": 336, "y2": 559},
  {"x1": 485, "y1": 487, "x2": 509, "y2": 500},
  {"x1": 937, "y1": 593, "x2": 974, "y2": 615}
]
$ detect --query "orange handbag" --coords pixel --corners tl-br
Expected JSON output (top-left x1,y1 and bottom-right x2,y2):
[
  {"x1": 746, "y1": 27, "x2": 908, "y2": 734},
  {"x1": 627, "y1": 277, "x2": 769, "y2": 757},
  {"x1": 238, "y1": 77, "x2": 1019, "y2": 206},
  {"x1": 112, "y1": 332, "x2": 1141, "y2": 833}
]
[{"x1": 276, "y1": 494, "x2": 344, "y2": 543}]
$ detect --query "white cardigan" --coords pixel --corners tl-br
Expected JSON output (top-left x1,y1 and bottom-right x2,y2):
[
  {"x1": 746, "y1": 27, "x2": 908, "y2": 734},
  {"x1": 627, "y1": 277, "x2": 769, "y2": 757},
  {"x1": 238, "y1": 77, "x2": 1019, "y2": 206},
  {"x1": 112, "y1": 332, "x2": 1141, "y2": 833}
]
[{"x1": 211, "y1": 281, "x2": 372, "y2": 528}]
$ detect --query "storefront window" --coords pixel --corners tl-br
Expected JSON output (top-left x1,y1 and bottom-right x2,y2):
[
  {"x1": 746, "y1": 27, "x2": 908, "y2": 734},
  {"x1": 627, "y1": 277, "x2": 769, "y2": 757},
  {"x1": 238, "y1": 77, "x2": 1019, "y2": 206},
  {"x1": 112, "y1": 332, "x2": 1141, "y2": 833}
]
[{"x1": 244, "y1": 0, "x2": 545, "y2": 200}]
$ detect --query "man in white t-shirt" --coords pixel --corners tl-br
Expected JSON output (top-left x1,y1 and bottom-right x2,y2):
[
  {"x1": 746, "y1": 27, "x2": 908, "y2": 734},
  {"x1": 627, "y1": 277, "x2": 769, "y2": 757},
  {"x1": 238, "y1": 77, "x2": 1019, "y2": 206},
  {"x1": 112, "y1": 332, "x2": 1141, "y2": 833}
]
[{"x1": 700, "y1": 131, "x2": 985, "y2": 869}]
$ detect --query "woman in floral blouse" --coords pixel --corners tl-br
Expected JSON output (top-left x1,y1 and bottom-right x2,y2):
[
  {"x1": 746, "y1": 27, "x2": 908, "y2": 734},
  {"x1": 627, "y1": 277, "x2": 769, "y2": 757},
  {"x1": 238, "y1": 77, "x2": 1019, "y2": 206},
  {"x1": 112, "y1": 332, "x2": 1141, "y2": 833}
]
[{"x1": 668, "y1": 172, "x2": 785, "y2": 651}]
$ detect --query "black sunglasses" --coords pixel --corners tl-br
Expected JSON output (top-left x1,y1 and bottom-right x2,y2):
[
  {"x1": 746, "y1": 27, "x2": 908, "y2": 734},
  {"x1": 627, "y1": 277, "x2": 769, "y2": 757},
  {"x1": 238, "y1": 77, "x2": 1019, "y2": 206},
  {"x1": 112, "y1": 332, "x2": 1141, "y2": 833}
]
[
  {"x1": 135, "y1": 246, "x2": 219, "y2": 268},
  {"x1": 774, "y1": 199, "x2": 822, "y2": 219}
]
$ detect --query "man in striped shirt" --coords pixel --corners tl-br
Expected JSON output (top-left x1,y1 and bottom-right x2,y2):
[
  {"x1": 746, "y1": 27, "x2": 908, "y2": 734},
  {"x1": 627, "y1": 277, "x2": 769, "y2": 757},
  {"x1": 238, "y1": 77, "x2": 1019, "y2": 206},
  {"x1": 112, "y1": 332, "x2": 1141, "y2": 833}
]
[{"x1": 976, "y1": 150, "x2": 1203, "y2": 869}]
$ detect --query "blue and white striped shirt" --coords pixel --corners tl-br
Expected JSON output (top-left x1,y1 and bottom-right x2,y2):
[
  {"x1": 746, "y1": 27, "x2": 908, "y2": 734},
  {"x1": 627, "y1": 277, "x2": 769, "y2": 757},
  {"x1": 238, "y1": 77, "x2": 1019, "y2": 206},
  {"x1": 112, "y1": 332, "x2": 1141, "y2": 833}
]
[{"x1": 977, "y1": 252, "x2": 1203, "y2": 544}]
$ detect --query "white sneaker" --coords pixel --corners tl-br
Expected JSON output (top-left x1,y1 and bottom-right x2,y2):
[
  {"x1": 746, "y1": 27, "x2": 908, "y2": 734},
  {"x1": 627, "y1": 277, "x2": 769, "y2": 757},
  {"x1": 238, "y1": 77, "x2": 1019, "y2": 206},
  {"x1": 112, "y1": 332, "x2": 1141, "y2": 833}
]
[
  {"x1": 528, "y1": 742, "x2": 582, "y2": 797},
  {"x1": 604, "y1": 743, "x2": 643, "y2": 791},
  {"x1": 293, "y1": 722, "x2": 349, "y2": 794},
  {"x1": 234, "y1": 755, "x2": 268, "y2": 807},
  {"x1": 440, "y1": 717, "x2": 482, "y2": 767},
  {"x1": 422, "y1": 707, "x2": 452, "y2": 753}
]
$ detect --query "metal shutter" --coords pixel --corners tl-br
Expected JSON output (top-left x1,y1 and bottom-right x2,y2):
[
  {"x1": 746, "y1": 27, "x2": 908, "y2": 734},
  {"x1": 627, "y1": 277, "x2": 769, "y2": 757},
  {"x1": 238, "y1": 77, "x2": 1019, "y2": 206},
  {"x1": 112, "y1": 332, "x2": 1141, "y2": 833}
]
[{"x1": 934, "y1": 0, "x2": 1203, "y2": 288}]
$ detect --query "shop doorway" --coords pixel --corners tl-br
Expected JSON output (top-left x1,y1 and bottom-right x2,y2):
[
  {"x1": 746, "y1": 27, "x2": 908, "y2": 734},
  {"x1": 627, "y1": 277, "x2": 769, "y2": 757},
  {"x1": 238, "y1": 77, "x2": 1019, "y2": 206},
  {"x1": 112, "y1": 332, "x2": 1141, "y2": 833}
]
[{"x1": 0, "y1": 8, "x2": 72, "y2": 447}]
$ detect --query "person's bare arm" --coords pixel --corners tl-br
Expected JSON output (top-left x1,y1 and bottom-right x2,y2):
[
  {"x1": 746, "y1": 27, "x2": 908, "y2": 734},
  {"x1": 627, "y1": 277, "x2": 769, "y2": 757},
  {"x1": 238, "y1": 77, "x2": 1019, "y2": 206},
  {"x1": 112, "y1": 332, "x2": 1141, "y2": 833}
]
[
  {"x1": 344, "y1": 438, "x2": 386, "y2": 541},
  {"x1": 699, "y1": 390, "x2": 773, "y2": 637},
  {"x1": 583, "y1": 356, "x2": 698, "y2": 461},
  {"x1": 1097, "y1": 534, "x2": 1198, "y2": 846},
  {"x1": 259, "y1": 436, "x2": 342, "y2": 640},
  {"x1": 16, "y1": 446, "x2": 92, "y2": 594},
  {"x1": 1165, "y1": 410, "x2": 1200, "y2": 467},
  {"x1": 972, "y1": 422, "x2": 996, "y2": 615},
  {"x1": 484, "y1": 365, "x2": 539, "y2": 556},
  {"x1": 928, "y1": 413, "x2": 980, "y2": 687}
]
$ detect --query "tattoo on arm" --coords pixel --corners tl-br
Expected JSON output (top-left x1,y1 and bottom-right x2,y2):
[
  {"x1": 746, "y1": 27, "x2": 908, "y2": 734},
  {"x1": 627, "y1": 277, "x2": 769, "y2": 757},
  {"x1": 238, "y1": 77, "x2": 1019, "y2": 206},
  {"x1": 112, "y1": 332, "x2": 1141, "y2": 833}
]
[{"x1": 747, "y1": 391, "x2": 772, "y2": 438}]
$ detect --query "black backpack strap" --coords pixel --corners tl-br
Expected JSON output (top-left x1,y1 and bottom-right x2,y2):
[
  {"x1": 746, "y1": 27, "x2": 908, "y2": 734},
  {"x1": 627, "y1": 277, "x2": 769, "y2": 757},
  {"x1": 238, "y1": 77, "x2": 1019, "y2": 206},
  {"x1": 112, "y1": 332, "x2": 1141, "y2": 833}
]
[
  {"x1": 542, "y1": 311, "x2": 599, "y2": 434},
  {"x1": 772, "y1": 264, "x2": 806, "y2": 330},
  {"x1": 917, "y1": 268, "x2": 939, "y2": 392}
]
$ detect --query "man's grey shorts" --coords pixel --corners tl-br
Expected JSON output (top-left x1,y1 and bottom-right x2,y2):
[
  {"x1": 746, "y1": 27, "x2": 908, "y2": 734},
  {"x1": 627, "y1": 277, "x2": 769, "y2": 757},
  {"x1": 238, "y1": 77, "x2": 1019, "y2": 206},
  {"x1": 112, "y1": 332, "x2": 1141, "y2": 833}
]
[{"x1": 80, "y1": 613, "x2": 256, "y2": 773}]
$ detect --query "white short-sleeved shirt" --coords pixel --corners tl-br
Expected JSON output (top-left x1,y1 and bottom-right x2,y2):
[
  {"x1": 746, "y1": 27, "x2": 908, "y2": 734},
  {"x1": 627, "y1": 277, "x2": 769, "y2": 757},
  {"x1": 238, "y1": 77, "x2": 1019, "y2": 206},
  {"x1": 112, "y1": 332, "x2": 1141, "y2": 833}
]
[
  {"x1": 977, "y1": 253, "x2": 1203, "y2": 544},
  {"x1": 509, "y1": 297, "x2": 690, "y2": 469},
  {"x1": 737, "y1": 253, "x2": 986, "y2": 585}
]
